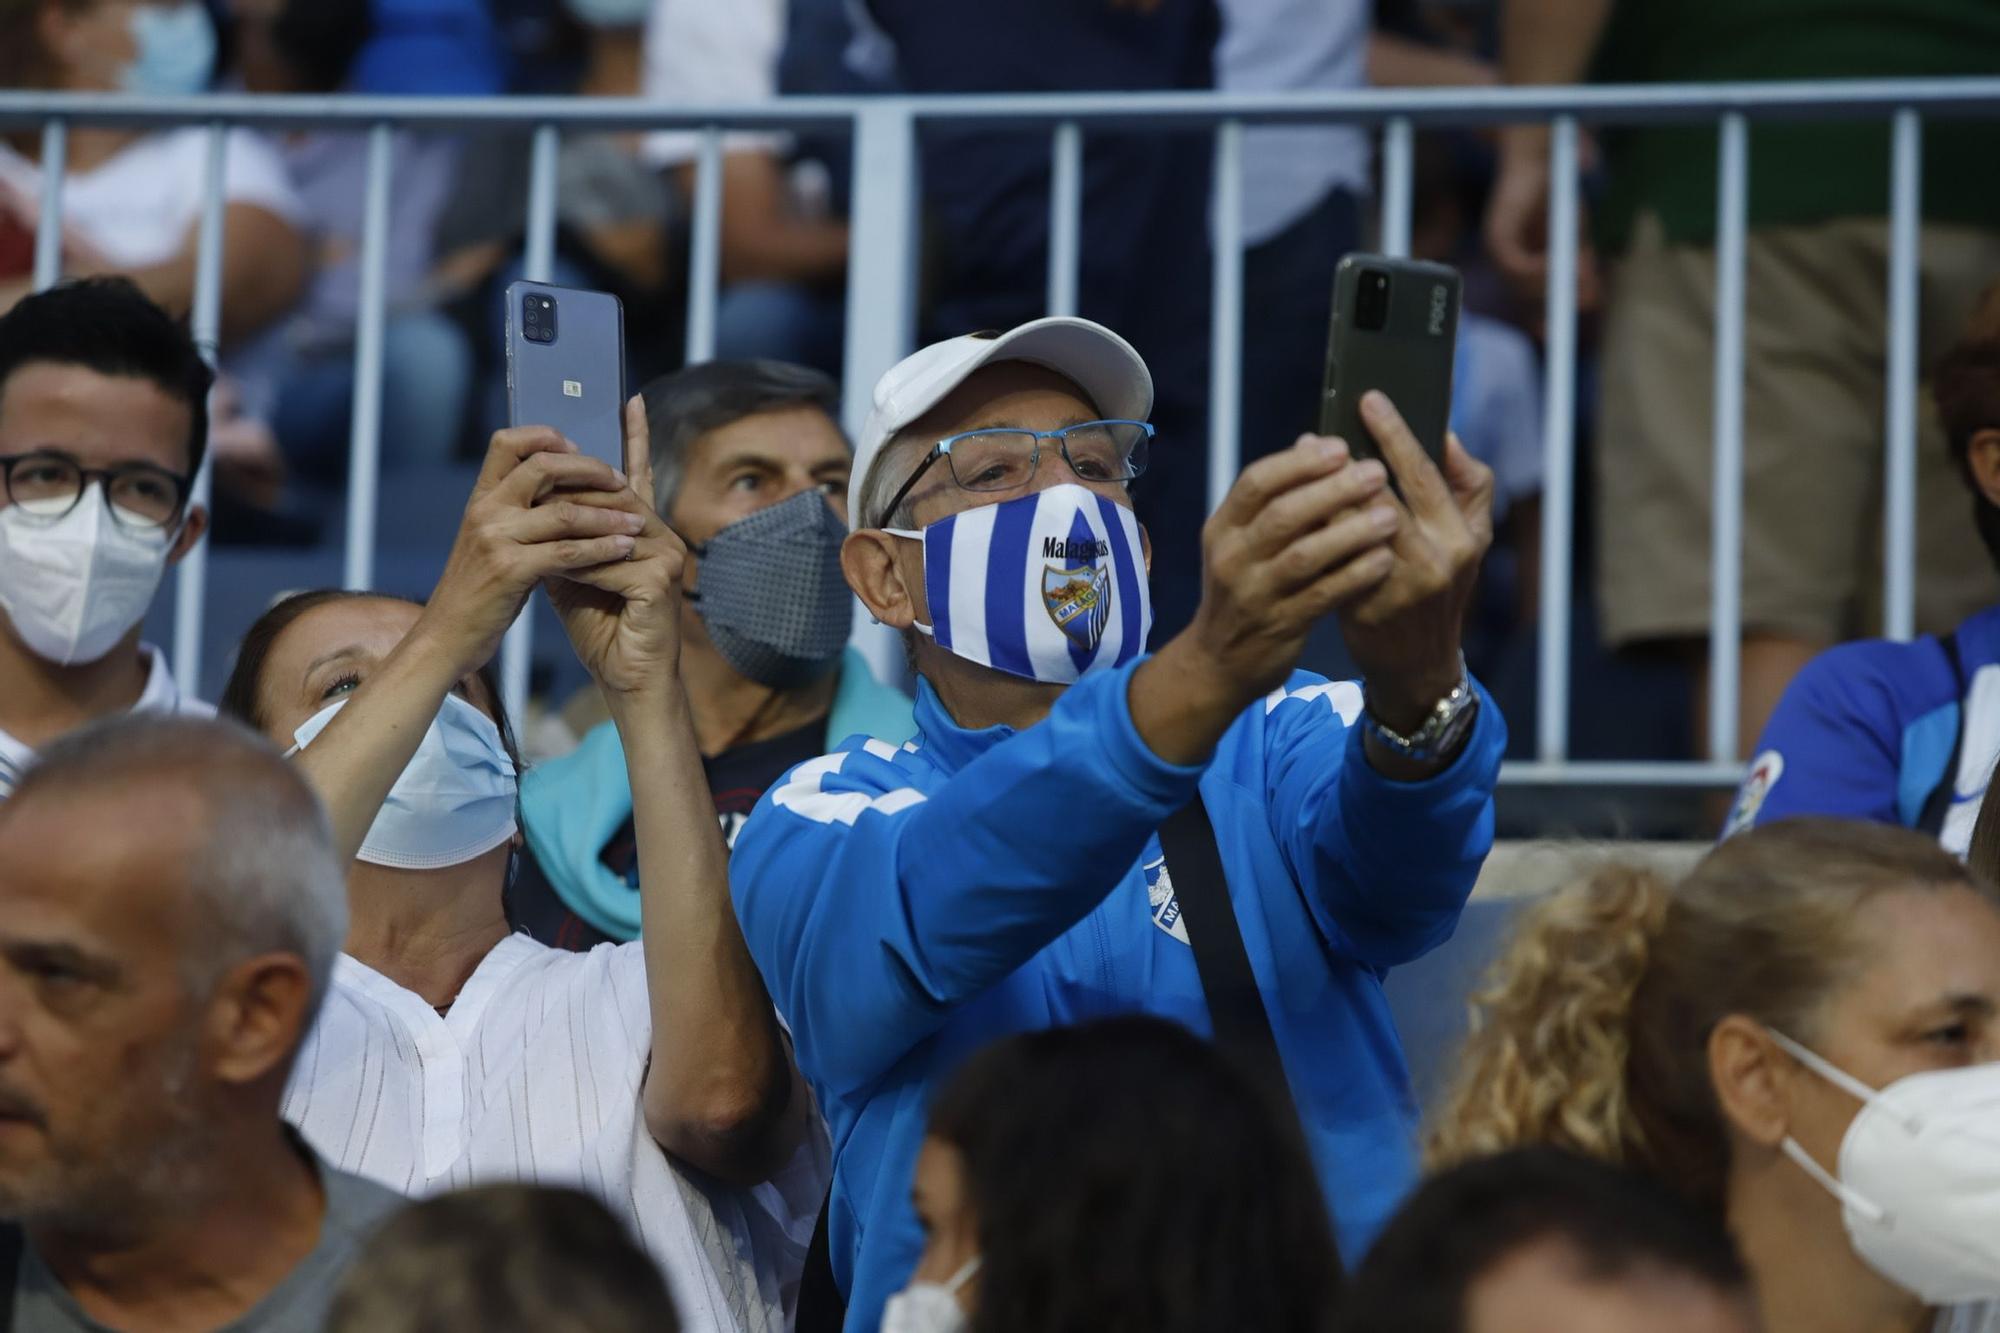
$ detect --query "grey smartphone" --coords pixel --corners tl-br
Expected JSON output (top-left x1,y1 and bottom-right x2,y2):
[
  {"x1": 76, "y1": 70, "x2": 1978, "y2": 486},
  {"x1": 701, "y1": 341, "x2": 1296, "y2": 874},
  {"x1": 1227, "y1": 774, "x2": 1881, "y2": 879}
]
[
  {"x1": 504, "y1": 280, "x2": 627, "y2": 467},
  {"x1": 1319, "y1": 253, "x2": 1461, "y2": 466}
]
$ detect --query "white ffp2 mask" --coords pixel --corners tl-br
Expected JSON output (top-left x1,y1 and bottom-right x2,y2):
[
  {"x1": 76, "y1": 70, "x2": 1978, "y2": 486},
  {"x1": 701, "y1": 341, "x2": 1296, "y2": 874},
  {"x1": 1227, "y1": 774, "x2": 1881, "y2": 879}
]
[
  {"x1": 0, "y1": 484, "x2": 174, "y2": 666},
  {"x1": 880, "y1": 1257, "x2": 980, "y2": 1333},
  {"x1": 1769, "y1": 1028, "x2": 2000, "y2": 1305},
  {"x1": 288, "y1": 693, "x2": 518, "y2": 871}
]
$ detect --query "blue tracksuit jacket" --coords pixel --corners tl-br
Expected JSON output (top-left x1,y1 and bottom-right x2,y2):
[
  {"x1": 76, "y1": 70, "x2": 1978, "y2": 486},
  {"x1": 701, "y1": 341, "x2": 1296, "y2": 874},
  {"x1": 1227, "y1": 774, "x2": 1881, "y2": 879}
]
[{"x1": 730, "y1": 656, "x2": 1505, "y2": 1331}]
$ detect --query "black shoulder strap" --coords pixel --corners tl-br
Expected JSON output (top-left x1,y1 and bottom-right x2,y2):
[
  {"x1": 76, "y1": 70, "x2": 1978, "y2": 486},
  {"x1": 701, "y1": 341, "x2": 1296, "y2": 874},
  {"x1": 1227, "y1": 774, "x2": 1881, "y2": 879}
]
[
  {"x1": 1156, "y1": 793, "x2": 1293, "y2": 1101},
  {"x1": 795, "y1": 1195, "x2": 844, "y2": 1332},
  {"x1": 0, "y1": 1222, "x2": 21, "y2": 1333},
  {"x1": 1918, "y1": 632, "x2": 1968, "y2": 838}
]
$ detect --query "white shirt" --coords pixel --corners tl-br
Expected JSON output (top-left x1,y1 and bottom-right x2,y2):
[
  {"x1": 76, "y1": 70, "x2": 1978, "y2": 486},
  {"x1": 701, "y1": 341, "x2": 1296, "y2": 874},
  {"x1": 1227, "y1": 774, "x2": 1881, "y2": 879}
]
[
  {"x1": 1939, "y1": 1303, "x2": 2000, "y2": 1333},
  {"x1": 641, "y1": 0, "x2": 786, "y2": 169},
  {"x1": 1217, "y1": 0, "x2": 1372, "y2": 245},
  {"x1": 284, "y1": 932, "x2": 822, "y2": 1333},
  {"x1": 0, "y1": 127, "x2": 302, "y2": 270},
  {"x1": 0, "y1": 645, "x2": 211, "y2": 802}
]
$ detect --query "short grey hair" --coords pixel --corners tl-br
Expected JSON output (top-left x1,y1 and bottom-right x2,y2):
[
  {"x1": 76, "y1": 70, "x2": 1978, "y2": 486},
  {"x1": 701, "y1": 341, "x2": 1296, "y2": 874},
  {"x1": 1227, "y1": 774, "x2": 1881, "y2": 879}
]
[
  {"x1": 12, "y1": 715, "x2": 347, "y2": 1013},
  {"x1": 641, "y1": 358, "x2": 843, "y2": 516},
  {"x1": 857, "y1": 428, "x2": 924, "y2": 531}
]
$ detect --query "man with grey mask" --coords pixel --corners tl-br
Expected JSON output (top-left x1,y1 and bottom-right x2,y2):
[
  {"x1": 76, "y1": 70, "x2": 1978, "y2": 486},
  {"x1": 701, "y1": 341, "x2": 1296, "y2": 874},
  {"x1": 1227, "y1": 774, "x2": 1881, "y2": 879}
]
[
  {"x1": 0, "y1": 279, "x2": 217, "y2": 804},
  {"x1": 514, "y1": 359, "x2": 914, "y2": 948}
]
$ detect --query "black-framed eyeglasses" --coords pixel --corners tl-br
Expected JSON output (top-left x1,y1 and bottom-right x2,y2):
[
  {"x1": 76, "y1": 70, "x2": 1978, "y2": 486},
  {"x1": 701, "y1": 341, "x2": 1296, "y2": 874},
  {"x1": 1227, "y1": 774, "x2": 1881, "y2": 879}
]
[
  {"x1": 874, "y1": 419, "x2": 1154, "y2": 528},
  {"x1": 0, "y1": 450, "x2": 190, "y2": 532}
]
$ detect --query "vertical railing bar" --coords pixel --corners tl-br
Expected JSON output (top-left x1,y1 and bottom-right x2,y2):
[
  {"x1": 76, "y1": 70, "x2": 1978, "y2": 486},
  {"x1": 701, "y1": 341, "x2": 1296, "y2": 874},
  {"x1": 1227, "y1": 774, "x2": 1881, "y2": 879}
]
[
  {"x1": 1535, "y1": 116, "x2": 1580, "y2": 764},
  {"x1": 170, "y1": 123, "x2": 227, "y2": 693},
  {"x1": 1379, "y1": 116, "x2": 1414, "y2": 259},
  {"x1": 342, "y1": 124, "x2": 394, "y2": 594},
  {"x1": 1882, "y1": 107, "x2": 1921, "y2": 643},
  {"x1": 684, "y1": 125, "x2": 723, "y2": 364},
  {"x1": 32, "y1": 119, "x2": 65, "y2": 292},
  {"x1": 1046, "y1": 121, "x2": 1082, "y2": 317},
  {"x1": 1206, "y1": 120, "x2": 1244, "y2": 515},
  {"x1": 1707, "y1": 113, "x2": 1749, "y2": 764},
  {"x1": 499, "y1": 123, "x2": 562, "y2": 731}
]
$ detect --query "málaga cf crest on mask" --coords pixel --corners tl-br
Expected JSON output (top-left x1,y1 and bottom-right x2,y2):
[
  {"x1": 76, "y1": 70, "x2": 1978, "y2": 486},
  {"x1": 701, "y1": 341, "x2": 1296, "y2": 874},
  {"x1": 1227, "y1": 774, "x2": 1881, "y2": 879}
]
[{"x1": 887, "y1": 483, "x2": 1151, "y2": 684}]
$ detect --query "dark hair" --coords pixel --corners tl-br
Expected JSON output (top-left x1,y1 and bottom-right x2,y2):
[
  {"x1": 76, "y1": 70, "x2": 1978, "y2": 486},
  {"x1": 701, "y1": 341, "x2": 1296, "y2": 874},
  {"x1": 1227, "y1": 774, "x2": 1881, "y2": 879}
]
[
  {"x1": 218, "y1": 589, "x2": 519, "y2": 771},
  {"x1": 640, "y1": 359, "x2": 842, "y2": 514},
  {"x1": 0, "y1": 278, "x2": 213, "y2": 480},
  {"x1": 271, "y1": 0, "x2": 373, "y2": 92},
  {"x1": 927, "y1": 1016, "x2": 1340, "y2": 1333},
  {"x1": 1338, "y1": 1147, "x2": 1750, "y2": 1333},
  {"x1": 324, "y1": 1184, "x2": 678, "y2": 1333},
  {"x1": 1933, "y1": 333, "x2": 2000, "y2": 571}
]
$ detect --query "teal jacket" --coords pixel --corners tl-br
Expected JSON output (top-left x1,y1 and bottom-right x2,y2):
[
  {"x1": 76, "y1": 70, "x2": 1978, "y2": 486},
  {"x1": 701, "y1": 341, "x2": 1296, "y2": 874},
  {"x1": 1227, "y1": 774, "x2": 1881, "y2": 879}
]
[{"x1": 519, "y1": 649, "x2": 916, "y2": 940}]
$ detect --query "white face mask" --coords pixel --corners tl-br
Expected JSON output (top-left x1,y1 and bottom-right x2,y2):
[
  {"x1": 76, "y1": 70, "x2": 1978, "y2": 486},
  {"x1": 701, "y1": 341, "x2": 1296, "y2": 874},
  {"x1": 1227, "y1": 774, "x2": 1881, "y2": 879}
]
[
  {"x1": 0, "y1": 483, "x2": 175, "y2": 666},
  {"x1": 288, "y1": 693, "x2": 518, "y2": 871},
  {"x1": 880, "y1": 1257, "x2": 980, "y2": 1333},
  {"x1": 1768, "y1": 1028, "x2": 2000, "y2": 1305}
]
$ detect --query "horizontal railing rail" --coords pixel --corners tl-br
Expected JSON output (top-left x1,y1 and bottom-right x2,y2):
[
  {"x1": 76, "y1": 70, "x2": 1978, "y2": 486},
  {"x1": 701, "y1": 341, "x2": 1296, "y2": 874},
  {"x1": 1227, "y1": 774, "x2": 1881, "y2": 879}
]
[{"x1": 13, "y1": 77, "x2": 1992, "y2": 789}]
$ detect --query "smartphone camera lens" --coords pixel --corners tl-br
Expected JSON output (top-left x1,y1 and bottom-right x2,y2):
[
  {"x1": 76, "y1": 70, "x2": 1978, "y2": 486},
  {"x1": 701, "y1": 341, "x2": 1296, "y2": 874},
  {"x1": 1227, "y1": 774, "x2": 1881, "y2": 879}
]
[
  {"x1": 1355, "y1": 269, "x2": 1391, "y2": 332},
  {"x1": 523, "y1": 293, "x2": 557, "y2": 344}
]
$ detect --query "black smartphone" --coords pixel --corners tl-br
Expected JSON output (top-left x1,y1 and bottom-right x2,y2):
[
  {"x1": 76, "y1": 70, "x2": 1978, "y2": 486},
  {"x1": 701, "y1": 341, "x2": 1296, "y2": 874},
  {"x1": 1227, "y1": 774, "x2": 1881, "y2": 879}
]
[
  {"x1": 1319, "y1": 253, "x2": 1461, "y2": 465},
  {"x1": 504, "y1": 280, "x2": 627, "y2": 468}
]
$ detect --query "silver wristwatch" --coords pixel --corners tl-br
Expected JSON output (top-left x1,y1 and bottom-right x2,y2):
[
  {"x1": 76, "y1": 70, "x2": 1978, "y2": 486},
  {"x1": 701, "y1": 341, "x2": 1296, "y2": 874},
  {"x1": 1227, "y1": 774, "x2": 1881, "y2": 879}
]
[{"x1": 1362, "y1": 659, "x2": 1479, "y2": 763}]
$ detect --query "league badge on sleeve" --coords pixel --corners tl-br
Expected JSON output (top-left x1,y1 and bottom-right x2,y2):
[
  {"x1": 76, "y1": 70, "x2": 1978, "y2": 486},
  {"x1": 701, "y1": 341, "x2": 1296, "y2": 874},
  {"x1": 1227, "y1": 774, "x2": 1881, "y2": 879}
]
[{"x1": 1723, "y1": 750, "x2": 1785, "y2": 838}]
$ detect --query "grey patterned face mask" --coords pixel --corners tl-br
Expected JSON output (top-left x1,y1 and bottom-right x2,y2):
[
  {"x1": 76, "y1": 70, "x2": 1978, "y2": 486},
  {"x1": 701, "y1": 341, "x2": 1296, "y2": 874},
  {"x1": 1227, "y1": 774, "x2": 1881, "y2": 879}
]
[{"x1": 688, "y1": 489, "x2": 852, "y2": 688}]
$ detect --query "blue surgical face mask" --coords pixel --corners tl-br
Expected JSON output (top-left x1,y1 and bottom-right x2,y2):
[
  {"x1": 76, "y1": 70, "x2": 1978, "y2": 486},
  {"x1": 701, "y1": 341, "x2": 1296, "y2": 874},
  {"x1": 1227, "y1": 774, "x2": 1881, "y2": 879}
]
[
  {"x1": 885, "y1": 483, "x2": 1150, "y2": 684},
  {"x1": 120, "y1": 2, "x2": 217, "y2": 98},
  {"x1": 287, "y1": 693, "x2": 518, "y2": 871}
]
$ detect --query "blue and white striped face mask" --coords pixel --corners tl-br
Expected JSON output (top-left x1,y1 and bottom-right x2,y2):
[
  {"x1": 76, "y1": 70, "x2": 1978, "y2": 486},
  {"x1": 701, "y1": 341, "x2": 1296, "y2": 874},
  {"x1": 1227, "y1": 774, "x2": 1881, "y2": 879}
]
[{"x1": 887, "y1": 483, "x2": 1151, "y2": 683}]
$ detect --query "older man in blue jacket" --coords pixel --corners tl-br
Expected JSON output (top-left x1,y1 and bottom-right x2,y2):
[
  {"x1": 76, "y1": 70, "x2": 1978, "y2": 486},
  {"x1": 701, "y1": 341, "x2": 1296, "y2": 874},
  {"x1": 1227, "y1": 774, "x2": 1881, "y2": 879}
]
[{"x1": 730, "y1": 316, "x2": 1505, "y2": 1329}]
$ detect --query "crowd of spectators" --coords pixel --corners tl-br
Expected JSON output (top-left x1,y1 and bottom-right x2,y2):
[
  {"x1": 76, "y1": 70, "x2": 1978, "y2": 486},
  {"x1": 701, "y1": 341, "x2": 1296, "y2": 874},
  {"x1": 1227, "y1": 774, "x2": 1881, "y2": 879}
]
[{"x1": 0, "y1": 1, "x2": 1999, "y2": 1331}]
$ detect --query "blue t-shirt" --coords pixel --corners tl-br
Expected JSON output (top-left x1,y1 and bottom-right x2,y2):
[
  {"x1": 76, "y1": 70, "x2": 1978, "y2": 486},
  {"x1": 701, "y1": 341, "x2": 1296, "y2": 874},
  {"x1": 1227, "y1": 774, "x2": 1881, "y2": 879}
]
[{"x1": 1723, "y1": 603, "x2": 2000, "y2": 854}]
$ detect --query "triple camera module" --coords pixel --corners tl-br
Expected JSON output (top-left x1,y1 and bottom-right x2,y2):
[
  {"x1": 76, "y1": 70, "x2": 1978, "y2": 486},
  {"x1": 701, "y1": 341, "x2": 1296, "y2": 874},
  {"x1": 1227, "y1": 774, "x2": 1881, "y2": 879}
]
[{"x1": 522, "y1": 292, "x2": 558, "y2": 344}]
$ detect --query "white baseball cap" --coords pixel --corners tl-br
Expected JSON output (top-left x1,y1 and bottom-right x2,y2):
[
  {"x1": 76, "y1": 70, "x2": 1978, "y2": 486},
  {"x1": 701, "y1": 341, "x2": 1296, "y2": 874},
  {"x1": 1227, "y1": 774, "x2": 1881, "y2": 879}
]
[{"x1": 848, "y1": 316, "x2": 1154, "y2": 528}]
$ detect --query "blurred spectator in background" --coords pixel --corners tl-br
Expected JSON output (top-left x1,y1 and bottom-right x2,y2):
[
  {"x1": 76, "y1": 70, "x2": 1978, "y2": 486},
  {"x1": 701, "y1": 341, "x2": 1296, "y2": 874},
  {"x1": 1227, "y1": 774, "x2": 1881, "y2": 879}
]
[
  {"x1": 1724, "y1": 284, "x2": 2000, "y2": 852},
  {"x1": 1487, "y1": 0, "x2": 2000, "y2": 764},
  {"x1": 0, "y1": 0, "x2": 306, "y2": 341},
  {"x1": 227, "y1": 0, "x2": 476, "y2": 545},
  {"x1": 0, "y1": 0, "x2": 308, "y2": 520},
  {"x1": 0, "y1": 715, "x2": 399, "y2": 1331},
  {"x1": 327, "y1": 1184, "x2": 679, "y2": 1333},
  {"x1": 434, "y1": 0, "x2": 682, "y2": 433},
  {"x1": 1429, "y1": 819, "x2": 2000, "y2": 1333},
  {"x1": 351, "y1": 0, "x2": 505, "y2": 94},
  {"x1": 515, "y1": 360, "x2": 912, "y2": 950},
  {"x1": 639, "y1": 0, "x2": 852, "y2": 376},
  {"x1": 891, "y1": 1016, "x2": 1341, "y2": 1333},
  {"x1": 221, "y1": 414, "x2": 821, "y2": 1329},
  {"x1": 1340, "y1": 1147, "x2": 1757, "y2": 1333},
  {"x1": 0, "y1": 280, "x2": 214, "y2": 802}
]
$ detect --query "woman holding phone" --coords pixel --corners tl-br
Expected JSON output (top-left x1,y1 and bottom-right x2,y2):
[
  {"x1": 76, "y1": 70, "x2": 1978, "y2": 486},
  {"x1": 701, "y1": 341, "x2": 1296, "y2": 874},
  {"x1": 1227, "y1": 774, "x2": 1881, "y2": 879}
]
[{"x1": 220, "y1": 402, "x2": 822, "y2": 1332}]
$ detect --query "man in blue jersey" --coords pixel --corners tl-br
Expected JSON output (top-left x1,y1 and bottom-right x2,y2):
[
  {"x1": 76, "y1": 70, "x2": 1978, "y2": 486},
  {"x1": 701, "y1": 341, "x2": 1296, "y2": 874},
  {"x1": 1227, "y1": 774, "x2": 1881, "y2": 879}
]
[
  {"x1": 1725, "y1": 294, "x2": 2000, "y2": 853},
  {"x1": 729, "y1": 316, "x2": 1506, "y2": 1328}
]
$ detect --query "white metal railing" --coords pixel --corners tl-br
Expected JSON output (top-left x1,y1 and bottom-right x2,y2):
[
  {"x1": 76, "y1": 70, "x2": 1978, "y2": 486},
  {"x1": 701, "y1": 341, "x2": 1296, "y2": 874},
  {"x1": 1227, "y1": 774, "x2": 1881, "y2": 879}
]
[{"x1": 4, "y1": 78, "x2": 1996, "y2": 787}]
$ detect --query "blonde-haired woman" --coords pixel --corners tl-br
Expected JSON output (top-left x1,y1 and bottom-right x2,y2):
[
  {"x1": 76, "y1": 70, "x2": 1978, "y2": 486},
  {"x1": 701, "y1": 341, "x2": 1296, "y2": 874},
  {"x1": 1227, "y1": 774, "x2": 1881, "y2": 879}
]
[{"x1": 1430, "y1": 818, "x2": 2000, "y2": 1333}]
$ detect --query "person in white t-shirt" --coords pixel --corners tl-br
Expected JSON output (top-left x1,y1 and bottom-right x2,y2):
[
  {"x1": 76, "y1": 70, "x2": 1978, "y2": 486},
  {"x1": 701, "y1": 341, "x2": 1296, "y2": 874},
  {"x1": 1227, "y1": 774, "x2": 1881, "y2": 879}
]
[
  {"x1": 0, "y1": 279, "x2": 218, "y2": 802},
  {"x1": 218, "y1": 403, "x2": 821, "y2": 1333},
  {"x1": 641, "y1": 0, "x2": 848, "y2": 370},
  {"x1": 0, "y1": 0, "x2": 307, "y2": 342}
]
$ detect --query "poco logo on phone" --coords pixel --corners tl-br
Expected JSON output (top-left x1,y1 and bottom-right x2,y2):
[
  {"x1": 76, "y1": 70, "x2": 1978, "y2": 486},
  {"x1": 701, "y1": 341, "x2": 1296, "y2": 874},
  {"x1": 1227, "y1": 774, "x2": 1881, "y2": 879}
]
[
  {"x1": 562, "y1": 380, "x2": 583, "y2": 398},
  {"x1": 1428, "y1": 284, "x2": 1449, "y2": 336}
]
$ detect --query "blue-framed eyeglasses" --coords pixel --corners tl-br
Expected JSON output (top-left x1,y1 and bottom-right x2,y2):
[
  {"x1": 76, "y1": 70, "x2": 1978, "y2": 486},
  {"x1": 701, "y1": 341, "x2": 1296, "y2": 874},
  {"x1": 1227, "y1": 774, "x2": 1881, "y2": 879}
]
[{"x1": 874, "y1": 419, "x2": 1154, "y2": 527}]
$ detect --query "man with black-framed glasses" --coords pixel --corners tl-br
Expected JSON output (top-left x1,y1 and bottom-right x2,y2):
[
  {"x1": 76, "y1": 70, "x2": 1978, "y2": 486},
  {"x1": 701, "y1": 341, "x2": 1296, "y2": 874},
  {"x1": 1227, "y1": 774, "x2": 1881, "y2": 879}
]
[
  {"x1": 731, "y1": 316, "x2": 1509, "y2": 1330},
  {"x1": 0, "y1": 278, "x2": 215, "y2": 802}
]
